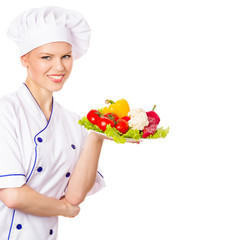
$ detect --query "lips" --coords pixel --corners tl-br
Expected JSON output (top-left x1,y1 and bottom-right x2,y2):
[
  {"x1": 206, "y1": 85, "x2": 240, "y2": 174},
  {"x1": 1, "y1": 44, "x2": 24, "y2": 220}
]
[{"x1": 48, "y1": 74, "x2": 65, "y2": 83}]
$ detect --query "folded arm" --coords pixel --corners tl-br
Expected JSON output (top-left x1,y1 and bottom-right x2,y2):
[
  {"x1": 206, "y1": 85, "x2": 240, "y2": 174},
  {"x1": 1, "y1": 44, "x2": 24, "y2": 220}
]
[{"x1": 0, "y1": 184, "x2": 80, "y2": 218}]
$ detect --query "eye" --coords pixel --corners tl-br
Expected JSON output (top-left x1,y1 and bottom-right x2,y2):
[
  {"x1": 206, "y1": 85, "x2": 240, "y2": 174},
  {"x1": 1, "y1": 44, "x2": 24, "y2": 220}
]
[
  {"x1": 62, "y1": 55, "x2": 72, "y2": 59},
  {"x1": 41, "y1": 56, "x2": 51, "y2": 60}
]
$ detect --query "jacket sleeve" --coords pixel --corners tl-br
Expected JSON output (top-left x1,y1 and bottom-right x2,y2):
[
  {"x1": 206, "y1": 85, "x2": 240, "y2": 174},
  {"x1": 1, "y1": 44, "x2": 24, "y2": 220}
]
[{"x1": 0, "y1": 100, "x2": 26, "y2": 189}]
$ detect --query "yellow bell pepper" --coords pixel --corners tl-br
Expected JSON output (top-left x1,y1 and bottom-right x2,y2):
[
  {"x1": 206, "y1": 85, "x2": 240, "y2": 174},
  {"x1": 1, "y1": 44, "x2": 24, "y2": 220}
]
[{"x1": 102, "y1": 99, "x2": 130, "y2": 118}]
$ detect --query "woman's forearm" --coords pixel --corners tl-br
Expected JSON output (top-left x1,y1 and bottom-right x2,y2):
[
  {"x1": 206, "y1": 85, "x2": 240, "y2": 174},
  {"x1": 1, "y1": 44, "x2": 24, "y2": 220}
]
[
  {"x1": 65, "y1": 132, "x2": 104, "y2": 205},
  {"x1": 0, "y1": 185, "x2": 79, "y2": 217}
]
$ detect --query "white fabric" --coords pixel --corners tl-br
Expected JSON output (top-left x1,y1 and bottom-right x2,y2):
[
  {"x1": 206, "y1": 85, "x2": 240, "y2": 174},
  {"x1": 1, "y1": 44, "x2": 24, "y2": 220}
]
[
  {"x1": 7, "y1": 6, "x2": 91, "y2": 59},
  {"x1": 0, "y1": 84, "x2": 105, "y2": 239}
]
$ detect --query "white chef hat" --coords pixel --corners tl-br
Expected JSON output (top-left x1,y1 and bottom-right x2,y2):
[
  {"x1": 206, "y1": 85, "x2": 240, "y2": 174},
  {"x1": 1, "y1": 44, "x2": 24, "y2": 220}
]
[{"x1": 7, "y1": 6, "x2": 91, "y2": 59}]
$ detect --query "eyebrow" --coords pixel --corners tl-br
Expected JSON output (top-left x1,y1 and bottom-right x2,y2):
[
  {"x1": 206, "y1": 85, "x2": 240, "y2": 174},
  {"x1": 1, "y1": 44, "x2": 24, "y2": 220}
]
[{"x1": 39, "y1": 51, "x2": 72, "y2": 55}]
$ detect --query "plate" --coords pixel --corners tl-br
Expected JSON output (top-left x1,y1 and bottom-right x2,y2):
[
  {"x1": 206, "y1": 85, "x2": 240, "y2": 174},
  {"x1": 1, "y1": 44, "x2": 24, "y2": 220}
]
[{"x1": 90, "y1": 130, "x2": 143, "y2": 143}]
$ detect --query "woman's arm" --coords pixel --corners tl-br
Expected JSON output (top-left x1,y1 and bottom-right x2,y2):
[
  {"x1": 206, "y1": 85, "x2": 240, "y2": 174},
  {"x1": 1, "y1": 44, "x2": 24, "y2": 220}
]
[
  {"x1": 0, "y1": 184, "x2": 80, "y2": 218},
  {"x1": 65, "y1": 132, "x2": 104, "y2": 205}
]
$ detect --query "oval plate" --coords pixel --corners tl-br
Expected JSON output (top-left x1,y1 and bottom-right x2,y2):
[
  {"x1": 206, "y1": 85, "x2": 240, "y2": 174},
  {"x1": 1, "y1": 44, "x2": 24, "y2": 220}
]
[{"x1": 90, "y1": 130, "x2": 157, "y2": 143}]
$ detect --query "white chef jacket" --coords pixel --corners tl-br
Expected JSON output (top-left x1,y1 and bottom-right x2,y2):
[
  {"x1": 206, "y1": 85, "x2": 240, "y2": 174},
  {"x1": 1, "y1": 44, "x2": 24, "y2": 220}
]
[{"x1": 0, "y1": 83, "x2": 105, "y2": 240}]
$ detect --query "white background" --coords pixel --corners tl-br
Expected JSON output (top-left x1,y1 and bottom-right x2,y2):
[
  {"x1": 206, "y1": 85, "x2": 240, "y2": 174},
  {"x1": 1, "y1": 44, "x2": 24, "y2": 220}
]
[{"x1": 1, "y1": 0, "x2": 240, "y2": 239}]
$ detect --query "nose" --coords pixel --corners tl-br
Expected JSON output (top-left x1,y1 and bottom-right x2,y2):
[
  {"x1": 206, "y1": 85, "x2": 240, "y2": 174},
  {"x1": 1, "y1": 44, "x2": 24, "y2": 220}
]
[{"x1": 53, "y1": 58, "x2": 65, "y2": 72}]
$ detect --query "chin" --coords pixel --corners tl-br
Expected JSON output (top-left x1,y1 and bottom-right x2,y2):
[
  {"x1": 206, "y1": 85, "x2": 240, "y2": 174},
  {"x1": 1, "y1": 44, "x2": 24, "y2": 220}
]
[
  {"x1": 53, "y1": 85, "x2": 64, "y2": 92},
  {"x1": 49, "y1": 83, "x2": 65, "y2": 93}
]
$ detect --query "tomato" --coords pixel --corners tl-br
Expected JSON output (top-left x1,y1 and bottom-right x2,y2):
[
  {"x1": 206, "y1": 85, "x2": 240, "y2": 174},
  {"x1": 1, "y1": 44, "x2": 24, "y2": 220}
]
[
  {"x1": 97, "y1": 117, "x2": 115, "y2": 131},
  {"x1": 121, "y1": 116, "x2": 130, "y2": 122},
  {"x1": 87, "y1": 109, "x2": 102, "y2": 125},
  {"x1": 104, "y1": 113, "x2": 119, "y2": 124},
  {"x1": 115, "y1": 119, "x2": 129, "y2": 134}
]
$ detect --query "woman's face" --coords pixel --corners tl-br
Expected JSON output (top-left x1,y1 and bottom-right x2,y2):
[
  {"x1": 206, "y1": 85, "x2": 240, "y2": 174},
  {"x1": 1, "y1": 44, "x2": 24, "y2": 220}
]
[{"x1": 21, "y1": 42, "x2": 73, "y2": 93}]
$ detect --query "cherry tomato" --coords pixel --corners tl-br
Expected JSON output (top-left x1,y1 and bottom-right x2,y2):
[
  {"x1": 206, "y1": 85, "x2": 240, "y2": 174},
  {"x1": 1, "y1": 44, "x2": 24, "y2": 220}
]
[
  {"x1": 115, "y1": 119, "x2": 129, "y2": 134},
  {"x1": 87, "y1": 109, "x2": 102, "y2": 125},
  {"x1": 97, "y1": 117, "x2": 115, "y2": 131},
  {"x1": 121, "y1": 116, "x2": 130, "y2": 122},
  {"x1": 104, "y1": 113, "x2": 119, "y2": 124}
]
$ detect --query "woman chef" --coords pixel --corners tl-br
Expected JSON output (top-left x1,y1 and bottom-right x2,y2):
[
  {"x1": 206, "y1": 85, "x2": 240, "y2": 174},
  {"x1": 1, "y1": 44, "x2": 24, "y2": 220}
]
[{"x1": 0, "y1": 6, "x2": 105, "y2": 240}]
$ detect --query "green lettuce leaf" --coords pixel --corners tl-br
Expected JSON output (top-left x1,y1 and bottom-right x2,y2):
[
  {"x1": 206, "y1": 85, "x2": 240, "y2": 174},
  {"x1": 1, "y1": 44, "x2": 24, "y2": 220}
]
[
  {"x1": 104, "y1": 125, "x2": 126, "y2": 144},
  {"x1": 122, "y1": 128, "x2": 142, "y2": 140},
  {"x1": 147, "y1": 126, "x2": 170, "y2": 139},
  {"x1": 78, "y1": 117, "x2": 103, "y2": 132}
]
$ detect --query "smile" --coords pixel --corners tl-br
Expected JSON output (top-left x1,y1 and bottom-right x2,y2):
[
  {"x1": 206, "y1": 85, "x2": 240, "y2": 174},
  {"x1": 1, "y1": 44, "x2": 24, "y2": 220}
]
[{"x1": 48, "y1": 74, "x2": 65, "y2": 83}]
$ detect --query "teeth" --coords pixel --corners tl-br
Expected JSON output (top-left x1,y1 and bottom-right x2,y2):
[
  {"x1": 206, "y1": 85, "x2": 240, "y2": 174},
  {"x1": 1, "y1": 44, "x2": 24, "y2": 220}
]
[{"x1": 49, "y1": 75, "x2": 63, "y2": 79}]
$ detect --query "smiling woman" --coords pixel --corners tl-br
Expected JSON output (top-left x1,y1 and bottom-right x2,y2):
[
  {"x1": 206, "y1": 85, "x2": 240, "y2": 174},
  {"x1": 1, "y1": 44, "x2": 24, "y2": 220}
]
[
  {"x1": 0, "y1": 6, "x2": 105, "y2": 240},
  {"x1": 19, "y1": 42, "x2": 73, "y2": 120}
]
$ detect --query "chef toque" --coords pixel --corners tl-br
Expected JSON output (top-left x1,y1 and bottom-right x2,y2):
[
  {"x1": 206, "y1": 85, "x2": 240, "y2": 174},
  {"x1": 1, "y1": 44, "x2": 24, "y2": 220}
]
[{"x1": 7, "y1": 6, "x2": 91, "y2": 59}]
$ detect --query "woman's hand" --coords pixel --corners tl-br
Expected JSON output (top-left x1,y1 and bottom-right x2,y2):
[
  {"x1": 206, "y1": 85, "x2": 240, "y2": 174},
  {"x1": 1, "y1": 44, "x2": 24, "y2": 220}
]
[
  {"x1": 60, "y1": 196, "x2": 80, "y2": 218},
  {"x1": 90, "y1": 130, "x2": 108, "y2": 142}
]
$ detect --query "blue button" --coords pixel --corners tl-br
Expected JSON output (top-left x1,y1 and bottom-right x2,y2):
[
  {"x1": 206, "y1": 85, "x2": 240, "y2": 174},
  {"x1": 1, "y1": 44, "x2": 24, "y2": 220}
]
[
  {"x1": 66, "y1": 172, "x2": 71, "y2": 178},
  {"x1": 16, "y1": 224, "x2": 22, "y2": 230},
  {"x1": 71, "y1": 144, "x2": 76, "y2": 149},
  {"x1": 37, "y1": 167, "x2": 43, "y2": 172},
  {"x1": 49, "y1": 229, "x2": 53, "y2": 235},
  {"x1": 37, "y1": 137, "x2": 43, "y2": 143}
]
